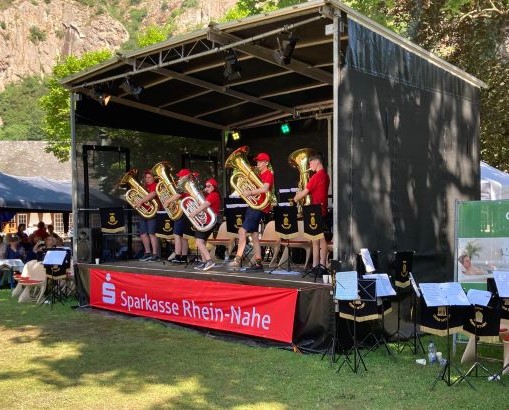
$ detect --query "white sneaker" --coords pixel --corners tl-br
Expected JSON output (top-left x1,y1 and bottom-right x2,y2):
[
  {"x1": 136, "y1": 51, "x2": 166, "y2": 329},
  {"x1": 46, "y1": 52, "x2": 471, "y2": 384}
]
[{"x1": 202, "y1": 260, "x2": 216, "y2": 271}]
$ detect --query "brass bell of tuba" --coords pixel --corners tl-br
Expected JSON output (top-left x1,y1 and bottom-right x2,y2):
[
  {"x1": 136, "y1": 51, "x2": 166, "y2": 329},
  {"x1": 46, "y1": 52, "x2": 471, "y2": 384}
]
[
  {"x1": 120, "y1": 169, "x2": 159, "y2": 219},
  {"x1": 288, "y1": 148, "x2": 316, "y2": 210},
  {"x1": 225, "y1": 146, "x2": 271, "y2": 210},
  {"x1": 151, "y1": 161, "x2": 183, "y2": 221},
  {"x1": 177, "y1": 174, "x2": 217, "y2": 232}
]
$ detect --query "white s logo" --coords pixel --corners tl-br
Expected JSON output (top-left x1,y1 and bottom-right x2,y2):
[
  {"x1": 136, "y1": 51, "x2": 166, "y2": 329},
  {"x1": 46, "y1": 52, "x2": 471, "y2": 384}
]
[{"x1": 102, "y1": 273, "x2": 115, "y2": 304}]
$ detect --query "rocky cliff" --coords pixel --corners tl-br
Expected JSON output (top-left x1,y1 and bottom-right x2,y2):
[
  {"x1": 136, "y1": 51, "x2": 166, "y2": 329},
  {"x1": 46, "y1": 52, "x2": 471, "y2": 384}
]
[{"x1": 0, "y1": 0, "x2": 236, "y2": 91}]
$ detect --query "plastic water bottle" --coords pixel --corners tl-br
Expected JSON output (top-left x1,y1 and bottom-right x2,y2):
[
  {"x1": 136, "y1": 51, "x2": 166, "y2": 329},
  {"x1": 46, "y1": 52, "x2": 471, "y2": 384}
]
[
  {"x1": 224, "y1": 249, "x2": 229, "y2": 262},
  {"x1": 427, "y1": 340, "x2": 437, "y2": 364}
]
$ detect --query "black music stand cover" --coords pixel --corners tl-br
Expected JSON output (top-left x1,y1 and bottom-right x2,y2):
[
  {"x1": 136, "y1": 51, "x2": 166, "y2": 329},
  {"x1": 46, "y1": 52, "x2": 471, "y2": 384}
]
[
  {"x1": 393, "y1": 251, "x2": 414, "y2": 289},
  {"x1": 302, "y1": 204, "x2": 323, "y2": 240},
  {"x1": 273, "y1": 206, "x2": 298, "y2": 240},
  {"x1": 463, "y1": 303, "x2": 500, "y2": 337},
  {"x1": 155, "y1": 213, "x2": 174, "y2": 239},
  {"x1": 100, "y1": 208, "x2": 125, "y2": 233},
  {"x1": 225, "y1": 207, "x2": 246, "y2": 234}
]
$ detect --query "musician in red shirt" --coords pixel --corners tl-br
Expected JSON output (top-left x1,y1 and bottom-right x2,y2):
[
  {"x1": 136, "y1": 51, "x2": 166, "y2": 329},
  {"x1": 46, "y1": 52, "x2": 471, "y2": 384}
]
[
  {"x1": 188, "y1": 177, "x2": 221, "y2": 271},
  {"x1": 135, "y1": 169, "x2": 161, "y2": 262},
  {"x1": 229, "y1": 152, "x2": 274, "y2": 271},
  {"x1": 294, "y1": 152, "x2": 330, "y2": 275}
]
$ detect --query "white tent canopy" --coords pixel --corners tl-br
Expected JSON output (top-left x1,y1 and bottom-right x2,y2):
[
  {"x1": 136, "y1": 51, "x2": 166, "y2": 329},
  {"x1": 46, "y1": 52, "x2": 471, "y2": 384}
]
[{"x1": 480, "y1": 161, "x2": 509, "y2": 200}]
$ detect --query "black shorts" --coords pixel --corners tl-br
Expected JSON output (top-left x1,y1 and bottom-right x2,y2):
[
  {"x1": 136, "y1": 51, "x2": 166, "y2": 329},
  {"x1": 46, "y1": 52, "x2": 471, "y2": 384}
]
[{"x1": 194, "y1": 227, "x2": 214, "y2": 240}]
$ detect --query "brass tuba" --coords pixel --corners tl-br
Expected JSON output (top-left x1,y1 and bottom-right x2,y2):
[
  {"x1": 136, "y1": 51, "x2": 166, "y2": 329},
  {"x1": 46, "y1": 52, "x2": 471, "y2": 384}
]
[
  {"x1": 177, "y1": 174, "x2": 217, "y2": 232},
  {"x1": 288, "y1": 148, "x2": 316, "y2": 210},
  {"x1": 120, "y1": 169, "x2": 159, "y2": 219},
  {"x1": 151, "y1": 161, "x2": 183, "y2": 220},
  {"x1": 225, "y1": 146, "x2": 271, "y2": 210}
]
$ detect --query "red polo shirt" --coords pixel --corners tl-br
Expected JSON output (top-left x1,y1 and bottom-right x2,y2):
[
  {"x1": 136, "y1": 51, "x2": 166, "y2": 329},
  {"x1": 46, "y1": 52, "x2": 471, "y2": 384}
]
[
  {"x1": 206, "y1": 191, "x2": 221, "y2": 216},
  {"x1": 259, "y1": 169, "x2": 274, "y2": 214},
  {"x1": 306, "y1": 169, "x2": 330, "y2": 216}
]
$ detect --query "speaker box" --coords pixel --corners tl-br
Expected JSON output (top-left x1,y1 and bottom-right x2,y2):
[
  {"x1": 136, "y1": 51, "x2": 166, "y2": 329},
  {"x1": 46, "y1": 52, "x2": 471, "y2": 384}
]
[
  {"x1": 77, "y1": 228, "x2": 91, "y2": 263},
  {"x1": 76, "y1": 227, "x2": 103, "y2": 263}
]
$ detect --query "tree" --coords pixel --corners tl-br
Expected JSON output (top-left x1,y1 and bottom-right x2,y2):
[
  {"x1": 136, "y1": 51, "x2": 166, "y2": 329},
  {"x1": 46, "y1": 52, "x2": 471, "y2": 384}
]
[
  {"x1": 0, "y1": 76, "x2": 47, "y2": 141},
  {"x1": 136, "y1": 25, "x2": 171, "y2": 48},
  {"x1": 39, "y1": 50, "x2": 112, "y2": 162},
  {"x1": 222, "y1": 0, "x2": 305, "y2": 20},
  {"x1": 382, "y1": 1, "x2": 509, "y2": 170}
]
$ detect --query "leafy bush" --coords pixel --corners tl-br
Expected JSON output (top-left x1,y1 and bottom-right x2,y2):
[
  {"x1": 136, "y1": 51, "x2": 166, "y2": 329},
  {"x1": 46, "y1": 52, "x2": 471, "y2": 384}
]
[{"x1": 28, "y1": 26, "x2": 46, "y2": 43}]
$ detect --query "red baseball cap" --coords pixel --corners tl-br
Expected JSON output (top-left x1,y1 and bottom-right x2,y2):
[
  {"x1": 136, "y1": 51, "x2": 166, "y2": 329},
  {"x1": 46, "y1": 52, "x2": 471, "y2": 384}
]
[
  {"x1": 254, "y1": 152, "x2": 270, "y2": 162},
  {"x1": 177, "y1": 168, "x2": 191, "y2": 178},
  {"x1": 205, "y1": 178, "x2": 218, "y2": 188}
]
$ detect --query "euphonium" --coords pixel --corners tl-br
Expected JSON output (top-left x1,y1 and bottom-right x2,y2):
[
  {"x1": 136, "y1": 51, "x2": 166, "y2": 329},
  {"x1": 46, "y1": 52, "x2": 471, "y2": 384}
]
[
  {"x1": 288, "y1": 148, "x2": 316, "y2": 209},
  {"x1": 120, "y1": 169, "x2": 159, "y2": 219},
  {"x1": 177, "y1": 174, "x2": 217, "y2": 232},
  {"x1": 151, "y1": 161, "x2": 183, "y2": 220},
  {"x1": 225, "y1": 146, "x2": 271, "y2": 210}
]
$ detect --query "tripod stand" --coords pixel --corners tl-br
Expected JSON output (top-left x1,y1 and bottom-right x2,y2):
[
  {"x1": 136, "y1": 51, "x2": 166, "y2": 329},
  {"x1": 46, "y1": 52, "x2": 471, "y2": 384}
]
[
  {"x1": 336, "y1": 274, "x2": 376, "y2": 374},
  {"x1": 431, "y1": 306, "x2": 474, "y2": 389},
  {"x1": 457, "y1": 304, "x2": 503, "y2": 386},
  {"x1": 388, "y1": 290, "x2": 413, "y2": 352},
  {"x1": 405, "y1": 273, "x2": 425, "y2": 355},
  {"x1": 337, "y1": 299, "x2": 368, "y2": 373}
]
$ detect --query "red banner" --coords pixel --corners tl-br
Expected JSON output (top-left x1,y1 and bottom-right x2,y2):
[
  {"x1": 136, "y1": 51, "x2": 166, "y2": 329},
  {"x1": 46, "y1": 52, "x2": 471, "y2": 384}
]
[{"x1": 89, "y1": 269, "x2": 298, "y2": 343}]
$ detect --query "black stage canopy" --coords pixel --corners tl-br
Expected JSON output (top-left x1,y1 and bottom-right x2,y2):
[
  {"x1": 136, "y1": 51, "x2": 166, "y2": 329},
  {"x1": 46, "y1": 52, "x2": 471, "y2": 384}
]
[{"x1": 62, "y1": 0, "x2": 487, "y2": 280}]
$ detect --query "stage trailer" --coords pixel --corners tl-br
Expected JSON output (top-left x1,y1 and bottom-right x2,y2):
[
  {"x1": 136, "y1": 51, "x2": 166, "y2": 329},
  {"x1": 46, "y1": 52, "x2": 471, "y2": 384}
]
[{"x1": 62, "y1": 1, "x2": 486, "y2": 281}]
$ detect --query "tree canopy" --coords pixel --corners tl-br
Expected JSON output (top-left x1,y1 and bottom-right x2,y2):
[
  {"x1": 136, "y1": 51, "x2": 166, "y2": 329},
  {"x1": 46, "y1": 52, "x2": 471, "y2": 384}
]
[{"x1": 38, "y1": 51, "x2": 112, "y2": 162}]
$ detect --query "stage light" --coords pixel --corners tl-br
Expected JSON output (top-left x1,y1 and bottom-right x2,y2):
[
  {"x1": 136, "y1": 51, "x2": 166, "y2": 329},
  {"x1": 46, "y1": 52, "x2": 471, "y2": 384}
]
[
  {"x1": 280, "y1": 122, "x2": 291, "y2": 135},
  {"x1": 223, "y1": 49, "x2": 241, "y2": 81},
  {"x1": 120, "y1": 77, "x2": 144, "y2": 99},
  {"x1": 92, "y1": 87, "x2": 111, "y2": 106},
  {"x1": 231, "y1": 130, "x2": 241, "y2": 141},
  {"x1": 273, "y1": 32, "x2": 298, "y2": 65}
]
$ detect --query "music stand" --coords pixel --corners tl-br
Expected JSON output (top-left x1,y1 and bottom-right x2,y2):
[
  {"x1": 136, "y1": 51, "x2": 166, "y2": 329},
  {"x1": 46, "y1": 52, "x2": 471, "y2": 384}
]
[
  {"x1": 336, "y1": 272, "x2": 376, "y2": 374},
  {"x1": 225, "y1": 205, "x2": 253, "y2": 268},
  {"x1": 321, "y1": 260, "x2": 341, "y2": 365},
  {"x1": 389, "y1": 251, "x2": 414, "y2": 352},
  {"x1": 457, "y1": 289, "x2": 502, "y2": 386},
  {"x1": 419, "y1": 282, "x2": 474, "y2": 389},
  {"x1": 42, "y1": 249, "x2": 71, "y2": 307},
  {"x1": 302, "y1": 204, "x2": 324, "y2": 280},
  {"x1": 361, "y1": 273, "x2": 396, "y2": 356},
  {"x1": 270, "y1": 206, "x2": 299, "y2": 274},
  {"x1": 406, "y1": 272, "x2": 425, "y2": 355}
]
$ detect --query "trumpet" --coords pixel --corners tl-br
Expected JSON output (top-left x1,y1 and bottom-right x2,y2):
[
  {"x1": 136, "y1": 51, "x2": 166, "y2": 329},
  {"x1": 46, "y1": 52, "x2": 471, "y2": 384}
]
[
  {"x1": 177, "y1": 174, "x2": 217, "y2": 232},
  {"x1": 119, "y1": 169, "x2": 159, "y2": 219},
  {"x1": 151, "y1": 161, "x2": 183, "y2": 220},
  {"x1": 225, "y1": 146, "x2": 272, "y2": 210}
]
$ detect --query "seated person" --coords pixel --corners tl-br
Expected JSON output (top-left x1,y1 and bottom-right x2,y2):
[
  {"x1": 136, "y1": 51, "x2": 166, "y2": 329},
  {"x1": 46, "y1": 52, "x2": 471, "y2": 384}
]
[
  {"x1": 16, "y1": 224, "x2": 31, "y2": 252},
  {"x1": 33, "y1": 236, "x2": 58, "y2": 261},
  {"x1": 6, "y1": 235, "x2": 25, "y2": 261},
  {"x1": 32, "y1": 221, "x2": 49, "y2": 240},
  {"x1": 47, "y1": 224, "x2": 62, "y2": 242},
  {"x1": 0, "y1": 236, "x2": 6, "y2": 259}
]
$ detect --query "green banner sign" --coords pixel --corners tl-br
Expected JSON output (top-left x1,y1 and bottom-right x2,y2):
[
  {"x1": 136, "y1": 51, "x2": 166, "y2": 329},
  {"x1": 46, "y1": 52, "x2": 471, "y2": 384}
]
[{"x1": 458, "y1": 200, "x2": 509, "y2": 238}]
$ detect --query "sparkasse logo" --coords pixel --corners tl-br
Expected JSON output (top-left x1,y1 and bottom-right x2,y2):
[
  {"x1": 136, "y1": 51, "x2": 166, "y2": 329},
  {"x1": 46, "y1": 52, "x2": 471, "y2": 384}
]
[{"x1": 102, "y1": 273, "x2": 116, "y2": 304}]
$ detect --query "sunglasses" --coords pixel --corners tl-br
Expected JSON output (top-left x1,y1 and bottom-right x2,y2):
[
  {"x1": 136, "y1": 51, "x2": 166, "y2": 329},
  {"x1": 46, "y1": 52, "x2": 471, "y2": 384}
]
[{"x1": 205, "y1": 184, "x2": 213, "y2": 188}]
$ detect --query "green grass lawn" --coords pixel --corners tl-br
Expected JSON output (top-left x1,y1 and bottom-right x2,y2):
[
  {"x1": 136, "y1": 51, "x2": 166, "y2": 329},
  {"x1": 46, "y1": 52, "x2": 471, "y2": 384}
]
[{"x1": 0, "y1": 289, "x2": 505, "y2": 409}]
